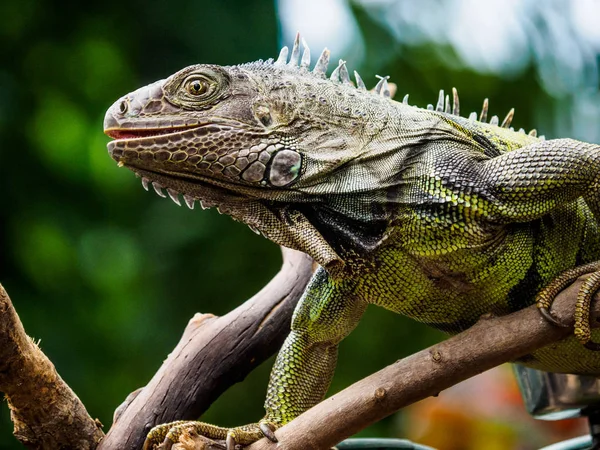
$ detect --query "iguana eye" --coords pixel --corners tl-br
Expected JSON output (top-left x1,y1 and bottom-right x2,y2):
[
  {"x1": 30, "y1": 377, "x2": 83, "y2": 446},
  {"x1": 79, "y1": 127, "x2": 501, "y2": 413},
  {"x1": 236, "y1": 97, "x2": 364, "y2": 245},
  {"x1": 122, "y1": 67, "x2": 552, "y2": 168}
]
[
  {"x1": 164, "y1": 66, "x2": 230, "y2": 108},
  {"x1": 186, "y1": 79, "x2": 208, "y2": 96}
]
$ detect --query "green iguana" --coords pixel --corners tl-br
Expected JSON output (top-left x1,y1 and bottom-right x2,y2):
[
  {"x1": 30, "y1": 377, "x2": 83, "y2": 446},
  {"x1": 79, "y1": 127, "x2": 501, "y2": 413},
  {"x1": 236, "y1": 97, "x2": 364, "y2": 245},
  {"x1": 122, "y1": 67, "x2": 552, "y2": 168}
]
[{"x1": 104, "y1": 34, "x2": 600, "y2": 449}]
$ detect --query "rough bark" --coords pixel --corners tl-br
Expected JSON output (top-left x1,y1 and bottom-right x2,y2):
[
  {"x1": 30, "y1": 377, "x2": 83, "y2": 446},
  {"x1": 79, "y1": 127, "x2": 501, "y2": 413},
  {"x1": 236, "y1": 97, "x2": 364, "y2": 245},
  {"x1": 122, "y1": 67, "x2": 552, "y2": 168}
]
[
  {"x1": 0, "y1": 284, "x2": 105, "y2": 450},
  {"x1": 97, "y1": 247, "x2": 314, "y2": 450}
]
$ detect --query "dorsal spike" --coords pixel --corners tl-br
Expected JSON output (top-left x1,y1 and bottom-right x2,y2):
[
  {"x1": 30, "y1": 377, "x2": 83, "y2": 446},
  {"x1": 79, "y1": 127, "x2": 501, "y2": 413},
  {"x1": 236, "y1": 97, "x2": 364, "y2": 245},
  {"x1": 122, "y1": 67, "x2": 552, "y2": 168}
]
[
  {"x1": 313, "y1": 48, "x2": 330, "y2": 77},
  {"x1": 275, "y1": 46, "x2": 289, "y2": 66},
  {"x1": 354, "y1": 71, "x2": 366, "y2": 90},
  {"x1": 501, "y1": 108, "x2": 515, "y2": 128},
  {"x1": 374, "y1": 75, "x2": 390, "y2": 98},
  {"x1": 330, "y1": 63, "x2": 342, "y2": 82},
  {"x1": 490, "y1": 115, "x2": 499, "y2": 126},
  {"x1": 479, "y1": 98, "x2": 489, "y2": 123},
  {"x1": 435, "y1": 90, "x2": 445, "y2": 112},
  {"x1": 518, "y1": 128, "x2": 526, "y2": 134},
  {"x1": 300, "y1": 38, "x2": 311, "y2": 69},
  {"x1": 402, "y1": 94, "x2": 409, "y2": 104},
  {"x1": 539, "y1": 135, "x2": 546, "y2": 140},
  {"x1": 468, "y1": 112, "x2": 477, "y2": 121},
  {"x1": 288, "y1": 33, "x2": 300, "y2": 67},
  {"x1": 338, "y1": 60, "x2": 351, "y2": 85},
  {"x1": 452, "y1": 87, "x2": 460, "y2": 116},
  {"x1": 444, "y1": 94, "x2": 450, "y2": 114},
  {"x1": 381, "y1": 79, "x2": 391, "y2": 98},
  {"x1": 529, "y1": 129, "x2": 537, "y2": 137},
  {"x1": 427, "y1": 104, "x2": 434, "y2": 110}
]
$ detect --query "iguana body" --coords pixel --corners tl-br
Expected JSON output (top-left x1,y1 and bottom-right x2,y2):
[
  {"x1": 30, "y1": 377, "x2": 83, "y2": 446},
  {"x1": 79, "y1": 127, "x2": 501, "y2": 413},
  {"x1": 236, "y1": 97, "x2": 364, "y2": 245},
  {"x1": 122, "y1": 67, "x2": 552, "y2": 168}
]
[{"x1": 104, "y1": 35, "x2": 600, "y2": 448}]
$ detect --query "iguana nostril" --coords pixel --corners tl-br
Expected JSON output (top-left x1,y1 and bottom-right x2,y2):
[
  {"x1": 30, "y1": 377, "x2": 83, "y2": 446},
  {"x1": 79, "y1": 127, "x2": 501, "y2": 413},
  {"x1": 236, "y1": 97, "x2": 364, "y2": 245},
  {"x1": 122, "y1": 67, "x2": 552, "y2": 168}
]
[{"x1": 119, "y1": 99, "x2": 128, "y2": 114}]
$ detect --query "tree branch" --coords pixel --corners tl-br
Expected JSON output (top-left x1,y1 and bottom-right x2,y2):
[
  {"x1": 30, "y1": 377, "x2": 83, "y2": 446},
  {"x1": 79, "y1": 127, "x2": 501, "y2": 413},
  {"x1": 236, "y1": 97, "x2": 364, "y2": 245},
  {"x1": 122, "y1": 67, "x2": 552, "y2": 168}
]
[
  {"x1": 98, "y1": 247, "x2": 314, "y2": 450},
  {"x1": 0, "y1": 284, "x2": 105, "y2": 449},
  {"x1": 4, "y1": 250, "x2": 600, "y2": 450},
  {"x1": 245, "y1": 275, "x2": 599, "y2": 450}
]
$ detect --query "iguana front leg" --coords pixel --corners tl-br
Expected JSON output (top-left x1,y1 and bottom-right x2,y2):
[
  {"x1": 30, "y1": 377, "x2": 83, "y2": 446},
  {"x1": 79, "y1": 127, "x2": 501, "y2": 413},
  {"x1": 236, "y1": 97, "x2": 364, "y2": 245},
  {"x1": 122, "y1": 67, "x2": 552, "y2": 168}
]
[
  {"x1": 475, "y1": 138, "x2": 600, "y2": 221},
  {"x1": 143, "y1": 268, "x2": 366, "y2": 449},
  {"x1": 471, "y1": 138, "x2": 600, "y2": 348}
]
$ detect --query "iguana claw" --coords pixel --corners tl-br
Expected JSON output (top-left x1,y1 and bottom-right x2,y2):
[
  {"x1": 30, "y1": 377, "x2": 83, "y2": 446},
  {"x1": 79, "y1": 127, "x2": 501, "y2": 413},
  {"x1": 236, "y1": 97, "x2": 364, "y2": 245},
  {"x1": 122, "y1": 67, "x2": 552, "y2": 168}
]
[
  {"x1": 537, "y1": 261, "x2": 600, "y2": 350},
  {"x1": 538, "y1": 306, "x2": 567, "y2": 328},
  {"x1": 259, "y1": 422, "x2": 278, "y2": 443},
  {"x1": 225, "y1": 434, "x2": 235, "y2": 450}
]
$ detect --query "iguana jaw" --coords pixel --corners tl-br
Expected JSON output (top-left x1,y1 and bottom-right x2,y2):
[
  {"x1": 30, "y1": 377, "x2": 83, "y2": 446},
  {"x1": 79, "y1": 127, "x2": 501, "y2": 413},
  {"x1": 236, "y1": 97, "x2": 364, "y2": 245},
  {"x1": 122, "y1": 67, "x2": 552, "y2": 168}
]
[
  {"x1": 104, "y1": 117, "x2": 302, "y2": 207},
  {"x1": 104, "y1": 120, "x2": 344, "y2": 271},
  {"x1": 104, "y1": 120, "x2": 304, "y2": 200}
]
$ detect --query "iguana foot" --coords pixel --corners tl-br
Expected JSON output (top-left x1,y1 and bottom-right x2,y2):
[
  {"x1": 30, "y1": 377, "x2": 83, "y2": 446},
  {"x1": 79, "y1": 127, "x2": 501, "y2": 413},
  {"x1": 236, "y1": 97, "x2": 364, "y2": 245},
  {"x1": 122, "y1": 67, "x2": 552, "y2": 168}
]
[
  {"x1": 143, "y1": 420, "x2": 279, "y2": 450},
  {"x1": 536, "y1": 261, "x2": 600, "y2": 350}
]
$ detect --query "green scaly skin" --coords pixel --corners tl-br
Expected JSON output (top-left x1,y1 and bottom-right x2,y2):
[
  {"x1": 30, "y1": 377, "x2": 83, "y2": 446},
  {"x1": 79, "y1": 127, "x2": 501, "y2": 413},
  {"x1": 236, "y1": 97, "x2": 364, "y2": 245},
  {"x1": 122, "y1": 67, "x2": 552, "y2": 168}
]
[{"x1": 104, "y1": 35, "x2": 600, "y2": 448}]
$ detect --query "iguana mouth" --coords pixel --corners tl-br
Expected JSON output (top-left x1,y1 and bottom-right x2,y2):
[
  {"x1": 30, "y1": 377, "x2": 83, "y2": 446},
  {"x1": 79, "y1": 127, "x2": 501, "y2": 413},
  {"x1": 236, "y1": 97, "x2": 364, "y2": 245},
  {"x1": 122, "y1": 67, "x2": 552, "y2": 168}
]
[{"x1": 104, "y1": 125, "x2": 201, "y2": 141}]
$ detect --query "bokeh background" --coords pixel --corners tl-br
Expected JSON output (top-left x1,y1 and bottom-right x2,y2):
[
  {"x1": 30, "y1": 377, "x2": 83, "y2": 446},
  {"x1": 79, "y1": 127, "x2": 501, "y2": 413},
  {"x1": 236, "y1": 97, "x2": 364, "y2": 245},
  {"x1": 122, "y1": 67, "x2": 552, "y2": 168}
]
[{"x1": 1, "y1": 0, "x2": 599, "y2": 448}]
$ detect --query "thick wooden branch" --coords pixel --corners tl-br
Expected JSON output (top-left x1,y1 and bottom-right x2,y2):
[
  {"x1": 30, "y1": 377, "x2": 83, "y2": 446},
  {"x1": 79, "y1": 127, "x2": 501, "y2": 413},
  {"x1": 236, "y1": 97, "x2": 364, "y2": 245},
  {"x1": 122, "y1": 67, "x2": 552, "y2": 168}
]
[
  {"x1": 4, "y1": 247, "x2": 599, "y2": 450},
  {"x1": 98, "y1": 247, "x2": 314, "y2": 450},
  {"x1": 245, "y1": 276, "x2": 600, "y2": 450},
  {"x1": 0, "y1": 284, "x2": 105, "y2": 449}
]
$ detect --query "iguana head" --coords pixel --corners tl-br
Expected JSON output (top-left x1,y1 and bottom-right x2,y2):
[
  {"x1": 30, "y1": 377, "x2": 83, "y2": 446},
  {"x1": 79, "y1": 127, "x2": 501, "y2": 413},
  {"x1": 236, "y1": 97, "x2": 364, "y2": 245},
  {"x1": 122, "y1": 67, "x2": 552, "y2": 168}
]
[
  {"x1": 104, "y1": 34, "x2": 530, "y2": 272},
  {"x1": 104, "y1": 34, "x2": 401, "y2": 272}
]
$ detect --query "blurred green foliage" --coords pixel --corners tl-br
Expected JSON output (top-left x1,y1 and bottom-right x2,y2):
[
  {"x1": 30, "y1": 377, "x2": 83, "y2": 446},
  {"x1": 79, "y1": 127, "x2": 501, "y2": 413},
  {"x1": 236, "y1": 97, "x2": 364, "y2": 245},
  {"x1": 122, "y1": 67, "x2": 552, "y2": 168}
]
[{"x1": 0, "y1": 0, "x2": 598, "y2": 449}]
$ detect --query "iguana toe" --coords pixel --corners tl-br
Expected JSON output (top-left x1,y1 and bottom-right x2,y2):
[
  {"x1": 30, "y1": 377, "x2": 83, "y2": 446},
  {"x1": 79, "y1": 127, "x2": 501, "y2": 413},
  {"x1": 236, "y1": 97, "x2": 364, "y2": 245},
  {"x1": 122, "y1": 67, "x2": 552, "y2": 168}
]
[
  {"x1": 143, "y1": 420, "x2": 279, "y2": 450},
  {"x1": 224, "y1": 421, "x2": 279, "y2": 449},
  {"x1": 143, "y1": 421, "x2": 188, "y2": 450},
  {"x1": 537, "y1": 262, "x2": 600, "y2": 350},
  {"x1": 574, "y1": 270, "x2": 600, "y2": 350}
]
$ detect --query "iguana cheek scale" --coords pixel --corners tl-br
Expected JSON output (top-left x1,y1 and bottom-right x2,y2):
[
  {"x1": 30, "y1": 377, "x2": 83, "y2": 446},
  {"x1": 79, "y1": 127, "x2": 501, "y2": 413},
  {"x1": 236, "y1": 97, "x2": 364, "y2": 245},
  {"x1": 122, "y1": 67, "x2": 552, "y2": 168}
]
[{"x1": 104, "y1": 34, "x2": 600, "y2": 449}]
